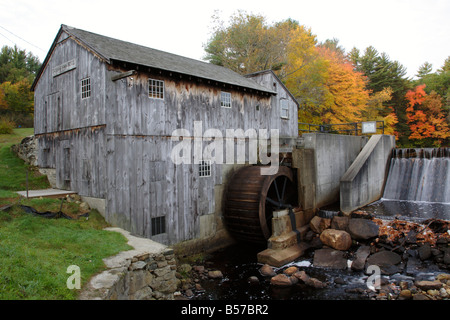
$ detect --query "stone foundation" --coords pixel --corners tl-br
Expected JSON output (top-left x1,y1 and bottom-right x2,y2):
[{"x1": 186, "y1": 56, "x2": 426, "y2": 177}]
[{"x1": 79, "y1": 228, "x2": 179, "y2": 300}]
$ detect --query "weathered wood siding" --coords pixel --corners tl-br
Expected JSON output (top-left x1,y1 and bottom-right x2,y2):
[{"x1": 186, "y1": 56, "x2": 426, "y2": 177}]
[
  {"x1": 246, "y1": 71, "x2": 299, "y2": 137},
  {"x1": 34, "y1": 31, "x2": 300, "y2": 245},
  {"x1": 104, "y1": 69, "x2": 279, "y2": 244},
  {"x1": 34, "y1": 31, "x2": 107, "y2": 198}
]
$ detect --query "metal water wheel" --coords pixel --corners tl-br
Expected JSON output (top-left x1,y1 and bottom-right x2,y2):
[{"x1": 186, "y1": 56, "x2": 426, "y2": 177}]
[{"x1": 223, "y1": 165, "x2": 297, "y2": 244}]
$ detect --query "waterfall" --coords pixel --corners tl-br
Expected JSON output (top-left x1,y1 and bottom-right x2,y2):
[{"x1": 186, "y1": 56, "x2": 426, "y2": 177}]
[{"x1": 383, "y1": 148, "x2": 450, "y2": 203}]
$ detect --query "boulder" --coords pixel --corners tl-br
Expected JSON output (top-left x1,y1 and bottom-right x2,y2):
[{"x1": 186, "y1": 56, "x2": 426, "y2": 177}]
[
  {"x1": 293, "y1": 270, "x2": 310, "y2": 283},
  {"x1": 348, "y1": 218, "x2": 379, "y2": 240},
  {"x1": 309, "y1": 216, "x2": 331, "y2": 234},
  {"x1": 319, "y1": 229, "x2": 352, "y2": 251},
  {"x1": 305, "y1": 277, "x2": 327, "y2": 289},
  {"x1": 366, "y1": 251, "x2": 401, "y2": 275},
  {"x1": 259, "y1": 264, "x2": 276, "y2": 277},
  {"x1": 313, "y1": 248, "x2": 348, "y2": 269},
  {"x1": 270, "y1": 274, "x2": 293, "y2": 287},
  {"x1": 443, "y1": 249, "x2": 450, "y2": 265},
  {"x1": 331, "y1": 216, "x2": 349, "y2": 231},
  {"x1": 418, "y1": 243, "x2": 431, "y2": 261},
  {"x1": 415, "y1": 280, "x2": 443, "y2": 291},
  {"x1": 351, "y1": 245, "x2": 371, "y2": 271},
  {"x1": 283, "y1": 266, "x2": 298, "y2": 276}
]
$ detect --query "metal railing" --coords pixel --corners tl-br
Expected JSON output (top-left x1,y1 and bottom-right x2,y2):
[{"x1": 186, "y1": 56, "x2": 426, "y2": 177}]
[{"x1": 298, "y1": 121, "x2": 384, "y2": 136}]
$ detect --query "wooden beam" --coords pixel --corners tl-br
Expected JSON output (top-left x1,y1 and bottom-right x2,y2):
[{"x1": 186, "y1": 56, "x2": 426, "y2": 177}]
[{"x1": 111, "y1": 70, "x2": 137, "y2": 81}]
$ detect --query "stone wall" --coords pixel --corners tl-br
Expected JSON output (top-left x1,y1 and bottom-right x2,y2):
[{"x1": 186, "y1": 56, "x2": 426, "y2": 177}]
[
  {"x1": 11, "y1": 135, "x2": 38, "y2": 166},
  {"x1": 79, "y1": 228, "x2": 179, "y2": 300}
]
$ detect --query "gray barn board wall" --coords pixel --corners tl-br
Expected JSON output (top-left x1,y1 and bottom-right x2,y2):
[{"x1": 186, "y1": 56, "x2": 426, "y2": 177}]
[{"x1": 32, "y1": 25, "x2": 299, "y2": 245}]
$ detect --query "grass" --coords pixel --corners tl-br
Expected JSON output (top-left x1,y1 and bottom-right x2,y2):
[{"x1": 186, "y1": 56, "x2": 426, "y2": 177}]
[{"x1": 0, "y1": 128, "x2": 132, "y2": 299}]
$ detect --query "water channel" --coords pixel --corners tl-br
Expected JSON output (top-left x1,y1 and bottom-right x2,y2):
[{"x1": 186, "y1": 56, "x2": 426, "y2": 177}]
[{"x1": 189, "y1": 148, "x2": 449, "y2": 300}]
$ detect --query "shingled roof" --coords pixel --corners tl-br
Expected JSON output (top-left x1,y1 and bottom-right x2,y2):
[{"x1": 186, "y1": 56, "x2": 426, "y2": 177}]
[{"x1": 32, "y1": 24, "x2": 276, "y2": 95}]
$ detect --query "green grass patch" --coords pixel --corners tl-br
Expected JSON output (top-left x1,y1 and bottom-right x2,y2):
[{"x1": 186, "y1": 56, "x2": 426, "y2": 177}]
[
  {"x1": 0, "y1": 207, "x2": 132, "y2": 299},
  {"x1": 0, "y1": 129, "x2": 133, "y2": 299}
]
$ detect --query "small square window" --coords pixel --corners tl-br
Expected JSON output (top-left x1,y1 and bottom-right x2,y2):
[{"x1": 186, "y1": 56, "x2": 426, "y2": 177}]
[
  {"x1": 151, "y1": 216, "x2": 166, "y2": 236},
  {"x1": 149, "y1": 78, "x2": 164, "y2": 100},
  {"x1": 280, "y1": 99, "x2": 289, "y2": 119},
  {"x1": 81, "y1": 78, "x2": 91, "y2": 99},
  {"x1": 199, "y1": 160, "x2": 211, "y2": 177},
  {"x1": 221, "y1": 91, "x2": 231, "y2": 108}
]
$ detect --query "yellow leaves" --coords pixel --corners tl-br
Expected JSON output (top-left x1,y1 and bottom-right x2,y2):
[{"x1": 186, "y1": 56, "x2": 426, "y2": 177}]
[{"x1": 317, "y1": 47, "x2": 370, "y2": 124}]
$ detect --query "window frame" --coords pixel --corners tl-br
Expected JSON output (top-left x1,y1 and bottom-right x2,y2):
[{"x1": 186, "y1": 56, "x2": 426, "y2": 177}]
[
  {"x1": 151, "y1": 216, "x2": 166, "y2": 236},
  {"x1": 220, "y1": 91, "x2": 232, "y2": 108},
  {"x1": 199, "y1": 160, "x2": 211, "y2": 178},
  {"x1": 81, "y1": 77, "x2": 91, "y2": 99},
  {"x1": 280, "y1": 99, "x2": 289, "y2": 119},
  {"x1": 148, "y1": 78, "x2": 165, "y2": 100}
]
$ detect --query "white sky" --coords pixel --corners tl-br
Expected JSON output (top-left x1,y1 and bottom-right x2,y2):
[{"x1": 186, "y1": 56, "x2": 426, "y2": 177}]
[{"x1": 0, "y1": 0, "x2": 449, "y2": 79}]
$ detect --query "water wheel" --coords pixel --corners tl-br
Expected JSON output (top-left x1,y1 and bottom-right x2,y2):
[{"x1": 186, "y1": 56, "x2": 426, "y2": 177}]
[{"x1": 223, "y1": 165, "x2": 298, "y2": 244}]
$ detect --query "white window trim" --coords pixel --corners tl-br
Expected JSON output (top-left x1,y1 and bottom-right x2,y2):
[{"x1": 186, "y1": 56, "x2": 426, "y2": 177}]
[
  {"x1": 199, "y1": 160, "x2": 211, "y2": 177},
  {"x1": 221, "y1": 91, "x2": 232, "y2": 108},
  {"x1": 149, "y1": 78, "x2": 164, "y2": 100},
  {"x1": 81, "y1": 77, "x2": 91, "y2": 99},
  {"x1": 280, "y1": 99, "x2": 289, "y2": 119}
]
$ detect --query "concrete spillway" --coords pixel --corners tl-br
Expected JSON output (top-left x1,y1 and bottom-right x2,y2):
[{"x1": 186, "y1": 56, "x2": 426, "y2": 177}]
[{"x1": 383, "y1": 148, "x2": 450, "y2": 203}]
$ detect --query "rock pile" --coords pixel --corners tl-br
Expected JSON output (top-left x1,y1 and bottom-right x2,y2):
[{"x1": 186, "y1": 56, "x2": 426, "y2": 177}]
[
  {"x1": 175, "y1": 263, "x2": 224, "y2": 298},
  {"x1": 11, "y1": 135, "x2": 38, "y2": 166},
  {"x1": 259, "y1": 212, "x2": 450, "y2": 299}
]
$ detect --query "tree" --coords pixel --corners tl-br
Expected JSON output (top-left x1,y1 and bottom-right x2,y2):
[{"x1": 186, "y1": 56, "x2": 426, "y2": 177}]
[
  {"x1": 316, "y1": 47, "x2": 369, "y2": 124},
  {"x1": 203, "y1": 11, "x2": 298, "y2": 75},
  {"x1": 405, "y1": 84, "x2": 450, "y2": 146},
  {"x1": 416, "y1": 62, "x2": 433, "y2": 78},
  {"x1": 350, "y1": 46, "x2": 410, "y2": 144},
  {"x1": 0, "y1": 45, "x2": 40, "y2": 127}
]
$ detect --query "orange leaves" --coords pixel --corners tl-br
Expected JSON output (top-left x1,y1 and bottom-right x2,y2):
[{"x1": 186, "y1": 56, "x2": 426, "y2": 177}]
[
  {"x1": 317, "y1": 47, "x2": 369, "y2": 124},
  {"x1": 405, "y1": 85, "x2": 450, "y2": 143}
]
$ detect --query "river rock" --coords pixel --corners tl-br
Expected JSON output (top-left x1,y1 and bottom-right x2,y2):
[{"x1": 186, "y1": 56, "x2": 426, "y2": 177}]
[
  {"x1": 259, "y1": 264, "x2": 276, "y2": 277},
  {"x1": 313, "y1": 248, "x2": 348, "y2": 269},
  {"x1": 320, "y1": 229, "x2": 352, "y2": 251},
  {"x1": 331, "y1": 216, "x2": 349, "y2": 231},
  {"x1": 418, "y1": 243, "x2": 431, "y2": 260},
  {"x1": 247, "y1": 276, "x2": 260, "y2": 285},
  {"x1": 415, "y1": 280, "x2": 443, "y2": 291},
  {"x1": 306, "y1": 277, "x2": 327, "y2": 289},
  {"x1": 293, "y1": 270, "x2": 310, "y2": 283},
  {"x1": 443, "y1": 249, "x2": 450, "y2": 265},
  {"x1": 348, "y1": 218, "x2": 379, "y2": 240},
  {"x1": 366, "y1": 251, "x2": 401, "y2": 275},
  {"x1": 270, "y1": 274, "x2": 293, "y2": 287},
  {"x1": 310, "y1": 216, "x2": 331, "y2": 234},
  {"x1": 283, "y1": 266, "x2": 298, "y2": 276},
  {"x1": 208, "y1": 270, "x2": 223, "y2": 279},
  {"x1": 398, "y1": 289, "x2": 412, "y2": 300},
  {"x1": 351, "y1": 245, "x2": 371, "y2": 271}
]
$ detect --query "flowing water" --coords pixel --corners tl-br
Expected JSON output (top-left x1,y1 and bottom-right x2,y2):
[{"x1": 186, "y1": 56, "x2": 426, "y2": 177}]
[
  {"x1": 364, "y1": 147, "x2": 450, "y2": 221},
  {"x1": 190, "y1": 148, "x2": 450, "y2": 300}
]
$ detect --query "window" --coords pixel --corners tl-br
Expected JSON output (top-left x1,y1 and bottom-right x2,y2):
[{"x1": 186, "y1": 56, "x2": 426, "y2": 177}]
[
  {"x1": 199, "y1": 160, "x2": 211, "y2": 177},
  {"x1": 149, "y1": 78, "x2": 164, "y2": 99},
  {"x1": 81, "y1": 77, "x2": 91, "y2": 99},
  {"x1": 280, "y1": 99, "x2": 289, "y2": 119},
  {"x1": 221, "y1": 91, "x2": 231, "y2": 108},
  {"x1": 151, "y1": 216, "x2": 166, "y2": 236}
]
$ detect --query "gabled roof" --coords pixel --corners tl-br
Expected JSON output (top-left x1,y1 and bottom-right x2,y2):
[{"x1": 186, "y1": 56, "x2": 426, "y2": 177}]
[
  {"x1": 245, "y1": 70, "x2": 299, "y2": 107},
  {"x1": 32, "y1": 24, "x2": 276, "y2": 95}
]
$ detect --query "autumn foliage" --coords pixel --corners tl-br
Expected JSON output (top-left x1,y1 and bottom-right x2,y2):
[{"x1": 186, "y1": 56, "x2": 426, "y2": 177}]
[{"x1": 405, "y1": 84, "x2": 450, "y2": 145}]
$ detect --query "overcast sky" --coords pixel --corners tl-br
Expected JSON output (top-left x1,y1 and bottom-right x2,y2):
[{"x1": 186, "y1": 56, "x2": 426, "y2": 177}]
[{"x1": 0, "y1": 0, "x2": 449, "y2": 79}]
